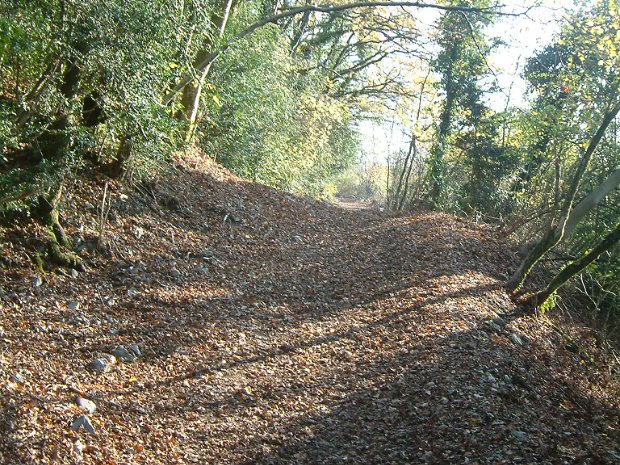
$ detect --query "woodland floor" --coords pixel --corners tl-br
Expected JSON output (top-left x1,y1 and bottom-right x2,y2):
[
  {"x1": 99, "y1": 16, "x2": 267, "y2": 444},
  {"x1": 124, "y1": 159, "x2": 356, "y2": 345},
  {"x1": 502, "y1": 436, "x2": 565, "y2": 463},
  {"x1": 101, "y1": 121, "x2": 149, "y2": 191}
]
[{"x1": 0, "y1": 153, "x2": 619, "y2": 465}]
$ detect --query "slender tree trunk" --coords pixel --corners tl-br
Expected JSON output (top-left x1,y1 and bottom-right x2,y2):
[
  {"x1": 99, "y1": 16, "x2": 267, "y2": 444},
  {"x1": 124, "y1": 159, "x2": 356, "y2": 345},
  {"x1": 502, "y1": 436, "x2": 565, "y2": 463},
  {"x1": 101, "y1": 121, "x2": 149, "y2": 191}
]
[
  {"x1": 469, "y1": 134, "x2": 483, "y2": 210},
  {"x1": 178, "y1": 0, "x2": 234, "y2": 140},
  {"x1": 386, "y1": 153, "x2": 391, "y2": 205},
  {"x1": 562, "y1": 167, "x2": 620, "y2": 238},
  {"x1": 290, "y1": 6, "x2": 312, "y2": 54},
  {"x1": 392, "y1": 136, "x2": 415, "y2": 210},
  {"x1": 397, "y1": 70, "x2": 428, "y2": 211},
  {"x1": 178, "y1": 55, "x2": 214, "y2": 134},
  {"x1": 398, "y1": 139, "x2": 417, "y2": 211},
  {"x1": 506, "y1": 98, "x2": 620, "y2": 292},
  {"x1": 14, "y1": 60, "x2": 61, "y2": 129},
  {"x1": 526, "y1": 221, "x2": 620, "y2": 310}
]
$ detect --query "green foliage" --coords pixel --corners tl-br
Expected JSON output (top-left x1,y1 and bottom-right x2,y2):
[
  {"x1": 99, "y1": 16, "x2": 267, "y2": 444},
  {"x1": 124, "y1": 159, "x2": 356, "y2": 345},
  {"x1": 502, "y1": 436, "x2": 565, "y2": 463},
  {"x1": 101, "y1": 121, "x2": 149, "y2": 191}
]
[
  {"x1": 0, "y1": 0, "x2": 188, "y2": 214},
  {"x1": 205, "y1": 8, "x2": 358, "y2": 197},
  {"x1": 74, "y1": 0, "x2": 185, "y2": 167},
  {"x1": 455, "y1": 113, "x2": 519, "y2": 215},
  {"x1": 1, "y1": 0, "x2": 363, "y2": 212},
  {"x1": 425, "y1": 2, "x2": 501, "y2": 210},
  {"x1": 0, "y1": 0, "x2": 617, "y2": 330},
  {"x1": 540, "y1": 290, "x2": 559, "y2": 314},
  {"x1": 509, "y1": 0, "x2": 620, "y2": 323}
]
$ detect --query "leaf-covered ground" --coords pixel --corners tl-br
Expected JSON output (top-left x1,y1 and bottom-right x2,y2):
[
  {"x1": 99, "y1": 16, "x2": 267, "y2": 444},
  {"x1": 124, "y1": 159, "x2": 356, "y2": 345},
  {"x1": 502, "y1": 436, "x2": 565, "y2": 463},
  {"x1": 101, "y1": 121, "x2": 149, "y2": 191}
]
[{"x1": 1, "y1": 154, "x2": 619, "y2": 464}]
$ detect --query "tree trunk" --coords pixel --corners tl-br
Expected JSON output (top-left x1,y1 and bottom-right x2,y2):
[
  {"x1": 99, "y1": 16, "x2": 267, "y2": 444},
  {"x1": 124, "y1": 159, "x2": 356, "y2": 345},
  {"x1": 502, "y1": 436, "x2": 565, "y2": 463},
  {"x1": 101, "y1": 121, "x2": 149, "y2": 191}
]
[
  {"x1": 398, "y1": 139, "x2": 417, "y2": 211},
  {"x1": 177, "y1": 0, "x2": 234, "y2": 140},
  {"x1": 428, "y1": 43, "x2": 458, "y2": 208},
  {"x1": 392, "y1": 136, "x2": 415, "y2": 210},
  {"x1": 526, "y1": 221, "x2": 620, "y2": 310},
  {"x1": 398, "y1": 70, "x2": 428, "y2": 211},
  {"x1": 36, "y1": 181, "x2": 84, "y2": 271},
  {"x1": 14, "y1": 60, "x2": 61, "y2": 130},
  {"x1": 37, "y1": 29, "x2": 90, "y2": 160},
  {"x1": 562, "y1": 167, "x2": 620, "y2": 238},
  {"x1": 102, "y1": 136, "x2": 132, "y2": 179},
  {"x1": 290, "y1": 7, "x2": 312, "y2": 54},
  {"x1": 506, "y1": 98, "x2": 620, "y2": 292}
]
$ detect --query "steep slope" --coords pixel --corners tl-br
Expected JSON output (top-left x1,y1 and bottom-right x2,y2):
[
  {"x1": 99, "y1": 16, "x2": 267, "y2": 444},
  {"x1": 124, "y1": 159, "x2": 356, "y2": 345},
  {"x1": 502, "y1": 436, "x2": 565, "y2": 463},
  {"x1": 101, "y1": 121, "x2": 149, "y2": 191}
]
[{"x1": 0, "y1": 154, "x2": 618, "y2": 464}]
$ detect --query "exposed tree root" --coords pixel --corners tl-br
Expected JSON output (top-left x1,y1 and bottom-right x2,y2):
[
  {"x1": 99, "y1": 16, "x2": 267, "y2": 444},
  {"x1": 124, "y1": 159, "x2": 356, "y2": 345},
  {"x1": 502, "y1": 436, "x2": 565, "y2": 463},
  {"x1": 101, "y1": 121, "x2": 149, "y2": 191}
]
[
  {"x1": 37, "y1": 182, "x2": 84, "y2": 271},
  {"x1": 47, "y1": 238, "x2": 84, "y2": 270}
]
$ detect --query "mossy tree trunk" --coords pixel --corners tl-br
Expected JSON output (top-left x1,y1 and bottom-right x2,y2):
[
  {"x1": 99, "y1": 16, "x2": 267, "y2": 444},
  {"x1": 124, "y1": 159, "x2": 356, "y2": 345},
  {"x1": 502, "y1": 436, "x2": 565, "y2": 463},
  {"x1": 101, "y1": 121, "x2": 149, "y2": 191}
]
[
  {"x1": 526, "y1": 222, "x2": 620, "y2": 311},
  {"x1": 37, "y1": 181, "x2": 84, "y2": 270},
  {"x1": 37, "y1": 27, "x2": 91, "y2": 158},
  {"x1": 506, "y1": 98, "x2": 620, "y2": 292},
  {"x1": 32, "y1": 24, "x2": 89, "y2": 270},
  {"x1": 102, "y1": 136, "x2": 132, "y2": 179}
]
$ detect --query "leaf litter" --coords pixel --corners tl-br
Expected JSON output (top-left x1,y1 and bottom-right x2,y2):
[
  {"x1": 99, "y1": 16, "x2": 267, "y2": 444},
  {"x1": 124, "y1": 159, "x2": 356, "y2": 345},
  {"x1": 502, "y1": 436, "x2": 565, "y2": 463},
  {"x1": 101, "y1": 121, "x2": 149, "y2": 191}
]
[{"x1": 0, "y1": 154, "x2": 618, "y2": 464}]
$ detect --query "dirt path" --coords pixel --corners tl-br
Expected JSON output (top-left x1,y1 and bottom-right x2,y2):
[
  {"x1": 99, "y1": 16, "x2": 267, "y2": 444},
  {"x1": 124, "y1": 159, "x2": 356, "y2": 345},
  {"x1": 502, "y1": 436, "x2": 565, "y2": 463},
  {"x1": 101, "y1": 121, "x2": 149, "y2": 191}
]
[
  {"x1": 332, "y1": 197, "x2": 375, "y2": 211},
  {"x1": 0, "y1": 158, "x2": 618, "y2": 464}
]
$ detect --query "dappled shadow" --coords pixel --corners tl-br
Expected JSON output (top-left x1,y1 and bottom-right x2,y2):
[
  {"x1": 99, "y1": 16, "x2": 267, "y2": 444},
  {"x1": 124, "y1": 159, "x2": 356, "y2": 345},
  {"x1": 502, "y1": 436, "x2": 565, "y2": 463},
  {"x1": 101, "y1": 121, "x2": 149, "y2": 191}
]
[
  {"x1": 0, "y1": 161, "x2": 617, "y2": 464},
  {"x1": 240, "y1": 324, "x2": 620, "y2": 464},
  {"x1": 95, "y1": 279, "x2": 619, "y2": 464}
]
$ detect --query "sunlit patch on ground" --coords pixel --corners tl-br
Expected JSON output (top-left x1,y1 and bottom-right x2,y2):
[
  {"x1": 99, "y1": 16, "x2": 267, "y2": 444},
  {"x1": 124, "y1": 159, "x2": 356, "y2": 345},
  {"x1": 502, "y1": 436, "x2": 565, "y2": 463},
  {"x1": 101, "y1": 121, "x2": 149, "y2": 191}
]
[{"x1": 0, "y1": 158, "x2": 618, "y2": 464}]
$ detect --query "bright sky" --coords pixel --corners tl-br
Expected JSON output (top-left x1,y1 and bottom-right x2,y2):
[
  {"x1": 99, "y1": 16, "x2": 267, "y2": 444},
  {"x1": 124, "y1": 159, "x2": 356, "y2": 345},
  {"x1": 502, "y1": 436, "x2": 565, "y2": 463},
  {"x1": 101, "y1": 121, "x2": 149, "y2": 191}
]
[
  {"x1": 486, "y1": 0, "x2": 571, "y2": 109},
  {"x1": 359, "y1": 0, "x2": 574, "y2": 163}
]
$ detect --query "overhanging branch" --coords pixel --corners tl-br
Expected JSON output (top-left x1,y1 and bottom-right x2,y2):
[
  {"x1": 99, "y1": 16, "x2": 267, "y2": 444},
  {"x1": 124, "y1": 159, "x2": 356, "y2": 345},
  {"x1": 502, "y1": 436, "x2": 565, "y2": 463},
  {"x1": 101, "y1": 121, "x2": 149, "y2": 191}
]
[{"x1": 162, "y1": 1, "x2": 527, "y2": 105}]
